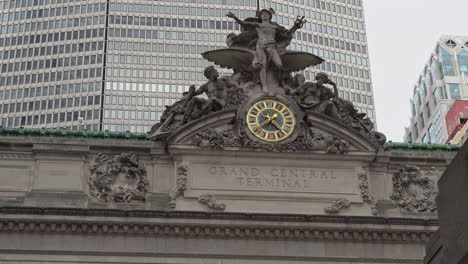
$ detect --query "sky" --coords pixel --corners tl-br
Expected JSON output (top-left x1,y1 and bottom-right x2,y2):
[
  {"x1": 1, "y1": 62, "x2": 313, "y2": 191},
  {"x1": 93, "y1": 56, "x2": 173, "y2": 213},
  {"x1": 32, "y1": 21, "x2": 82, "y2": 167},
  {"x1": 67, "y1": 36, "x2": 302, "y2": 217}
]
[{"x1": 363, "y1": 0, "x2": 468, "y2": 142}]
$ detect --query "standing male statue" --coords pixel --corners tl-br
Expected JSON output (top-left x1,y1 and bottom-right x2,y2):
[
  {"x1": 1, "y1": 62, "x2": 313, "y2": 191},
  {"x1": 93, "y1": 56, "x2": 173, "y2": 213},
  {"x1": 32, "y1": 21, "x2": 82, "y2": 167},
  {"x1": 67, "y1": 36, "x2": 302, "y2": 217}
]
[{"x1": 226, "y1": 9, "x2": 306, "y2": 93}]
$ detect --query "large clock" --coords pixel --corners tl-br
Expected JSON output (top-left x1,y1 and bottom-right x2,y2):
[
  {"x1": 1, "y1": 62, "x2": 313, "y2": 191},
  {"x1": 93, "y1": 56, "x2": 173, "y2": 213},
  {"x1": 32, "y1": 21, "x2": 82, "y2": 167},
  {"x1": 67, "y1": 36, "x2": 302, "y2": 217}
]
[{"x1": 246, "y1": 99, "x2": 296, "y2": 142}]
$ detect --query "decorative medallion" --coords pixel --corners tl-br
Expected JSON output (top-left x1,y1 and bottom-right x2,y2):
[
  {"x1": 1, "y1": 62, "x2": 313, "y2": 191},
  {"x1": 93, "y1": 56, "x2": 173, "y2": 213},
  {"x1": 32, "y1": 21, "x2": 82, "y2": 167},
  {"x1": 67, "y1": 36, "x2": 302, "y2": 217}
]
[
  {"x1": 390, "y1": 165, "x2": 438, "y2": 213},
  {"x1": 246, "y1": 99, "x2": 296, "y2": 142},
  {"x1": 88, "y1": 153, "x2": 149, "y2": 203}
]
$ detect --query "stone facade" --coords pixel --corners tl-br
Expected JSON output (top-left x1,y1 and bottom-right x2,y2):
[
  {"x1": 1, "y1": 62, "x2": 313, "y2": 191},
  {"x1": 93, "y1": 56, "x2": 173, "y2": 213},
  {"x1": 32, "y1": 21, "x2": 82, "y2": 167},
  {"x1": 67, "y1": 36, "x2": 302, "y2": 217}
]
[
  {"x1": 0, "y1": 126, "x2": 459, "y2": 263},
  {"x1": 0, "y1": 7, "x2": 460, "y2": 262},
  {"x1": 425, "y1": 141, "x2": 468, "y2": 264}
]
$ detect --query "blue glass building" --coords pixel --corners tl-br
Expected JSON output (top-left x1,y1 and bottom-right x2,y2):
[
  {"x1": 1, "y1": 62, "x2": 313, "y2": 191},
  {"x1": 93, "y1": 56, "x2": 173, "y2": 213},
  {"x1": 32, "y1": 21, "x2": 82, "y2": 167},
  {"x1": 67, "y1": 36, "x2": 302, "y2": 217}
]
[{"x1": 404, "y1": 36, "x2": 468, "y2": 144}]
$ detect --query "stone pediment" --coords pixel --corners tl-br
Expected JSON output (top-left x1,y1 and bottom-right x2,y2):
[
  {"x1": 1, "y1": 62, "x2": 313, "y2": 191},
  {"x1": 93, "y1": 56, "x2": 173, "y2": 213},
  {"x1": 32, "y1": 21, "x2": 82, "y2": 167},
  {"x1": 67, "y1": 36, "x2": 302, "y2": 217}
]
[
  {"x1": 166, "y1": 108, "x2": 380, "y2": 154},
  {"x1": 166, "y1": 109, "x2": 237, "y2": 147},
  {"x1": 305, "y1": 112, "x2": 381, "y2": 152},
  {"x1": 159, "y1": 95, "x2": 385, "y2": 215}
]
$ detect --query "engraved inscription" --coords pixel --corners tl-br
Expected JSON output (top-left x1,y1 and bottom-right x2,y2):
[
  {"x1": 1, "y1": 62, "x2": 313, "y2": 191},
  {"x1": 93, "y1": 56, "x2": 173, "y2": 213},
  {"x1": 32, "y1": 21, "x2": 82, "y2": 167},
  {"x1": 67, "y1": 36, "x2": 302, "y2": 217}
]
[
  {"x1": 209, "y1": 166, "x2": 336, "y2": 189},
  {"x1": 191, "y1": 164, "x2": 356, "y2": 194}
]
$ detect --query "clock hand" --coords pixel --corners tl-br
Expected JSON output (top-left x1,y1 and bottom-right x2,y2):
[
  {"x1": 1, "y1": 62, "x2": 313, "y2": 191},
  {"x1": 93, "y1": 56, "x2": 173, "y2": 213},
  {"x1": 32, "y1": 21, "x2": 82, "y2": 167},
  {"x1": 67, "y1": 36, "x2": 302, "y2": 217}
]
[
  {"x1": 256, "y1": 113, "x2": 279, "y2": 132},
  {"x1": 271, "y1": 120, "x2": 286, "y2": 134},
  {"x1": 255, "y1": 118, "x2": 271, "y2": 132}
]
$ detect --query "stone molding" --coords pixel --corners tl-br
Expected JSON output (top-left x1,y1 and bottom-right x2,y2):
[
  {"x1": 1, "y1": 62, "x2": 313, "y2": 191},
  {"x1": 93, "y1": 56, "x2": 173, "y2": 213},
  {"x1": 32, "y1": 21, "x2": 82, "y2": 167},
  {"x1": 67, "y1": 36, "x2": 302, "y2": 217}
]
[
  {"x1": 305, "y1": 113, "x2": 380, "y2": 152},
  {"x1": 0, "y1": 207, "x2": 439, "y2": 224},
  {"x1": 0, "y1": 219, "x2": 433, "y2": 243},
  {"x1": 166, "y1": 109, "x2": 237, "y2": 145},
  {"x1": 0, "y1": 152, "x2": 34, "y2": 159},
  {"x1": 0, "y1": 209, "x2": 435, "y2": 243}
]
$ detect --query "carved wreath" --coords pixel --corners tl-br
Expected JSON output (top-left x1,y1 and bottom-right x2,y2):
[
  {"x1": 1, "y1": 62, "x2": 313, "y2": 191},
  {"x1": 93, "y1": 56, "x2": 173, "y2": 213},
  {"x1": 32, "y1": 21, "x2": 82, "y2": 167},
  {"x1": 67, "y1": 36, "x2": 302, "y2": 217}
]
[
  {"x1": 88, "y1": 153, "x2": 149, "y2": 203},
  {"x1": 390, "y1": 165, "x2": 438, "y2": 213}
]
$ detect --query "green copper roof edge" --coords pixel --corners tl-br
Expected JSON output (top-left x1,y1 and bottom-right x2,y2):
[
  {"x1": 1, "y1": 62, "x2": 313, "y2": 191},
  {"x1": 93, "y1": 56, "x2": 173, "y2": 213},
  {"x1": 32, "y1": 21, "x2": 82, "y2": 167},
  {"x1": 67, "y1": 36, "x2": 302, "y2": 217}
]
[
  {"x1": 0, "y1": 127, "x2": 150, "y2": 141},
  {"x1": 385, "y1": 141, "x2": 461, "y2": 152},
  {"x1": 0, "y1": 128, "x2": 462, "y2": 152}
]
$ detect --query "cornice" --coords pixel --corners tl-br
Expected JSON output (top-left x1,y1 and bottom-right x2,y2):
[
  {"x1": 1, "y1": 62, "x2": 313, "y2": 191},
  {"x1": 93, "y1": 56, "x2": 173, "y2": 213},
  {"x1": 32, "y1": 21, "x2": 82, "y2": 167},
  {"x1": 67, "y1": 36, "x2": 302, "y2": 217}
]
[
  {"x1": 0, "y1": 127, "x2": 460, "y2": 153},
  {"x1": 0, "y1": 127, "x2": 149, "y2": 141},
  {"x1": 385, "y1": 142, "x2": 460, "y2": 153},
  {"x1": 0, "y1": 207, "x2": 438, "y2": 225},
  {"x1": 0, "y1": 152, "x2": 35, "y2": 159},
  {"x1": 0, "y1": 207, "x2": 437, "y2": 243}
]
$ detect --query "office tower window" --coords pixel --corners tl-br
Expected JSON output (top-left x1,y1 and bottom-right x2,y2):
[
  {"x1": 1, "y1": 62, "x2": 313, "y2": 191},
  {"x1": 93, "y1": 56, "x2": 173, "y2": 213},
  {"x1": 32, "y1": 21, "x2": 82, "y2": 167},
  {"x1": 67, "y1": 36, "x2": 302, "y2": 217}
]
[
  {"x1": 405, "y1": 36, "x2": 468, "y2": 144},
  {"x1": 457, "y1": 50, "x2": 468, "y2": 73},
  {"x1": 1, "y1": 0, "x2": 375, "y2": 132},
  {"x1": 439, "y1": 47, "x2": 455, "y2": 77},
  {"x1": 448, "y1": 84, "x2": 461, "y2": 100}
]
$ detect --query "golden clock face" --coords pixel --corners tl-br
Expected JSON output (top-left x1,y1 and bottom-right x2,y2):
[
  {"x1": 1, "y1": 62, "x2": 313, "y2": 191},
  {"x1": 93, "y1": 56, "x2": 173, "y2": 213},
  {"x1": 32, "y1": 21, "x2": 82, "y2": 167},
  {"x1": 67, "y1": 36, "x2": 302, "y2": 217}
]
[{"x1": 246, "y1": 99, "x2": 296, "y2": 142}]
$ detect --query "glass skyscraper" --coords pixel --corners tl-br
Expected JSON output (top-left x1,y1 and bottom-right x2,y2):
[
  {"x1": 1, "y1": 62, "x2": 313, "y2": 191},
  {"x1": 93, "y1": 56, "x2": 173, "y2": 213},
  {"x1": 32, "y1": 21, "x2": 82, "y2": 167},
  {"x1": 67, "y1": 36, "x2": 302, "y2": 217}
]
[
  {"x1": 0, "y1": 0, "x2": 375, "y2": 133},
  {"x1": 404, "y1": 36, "x2": 468, "y2": 144}
]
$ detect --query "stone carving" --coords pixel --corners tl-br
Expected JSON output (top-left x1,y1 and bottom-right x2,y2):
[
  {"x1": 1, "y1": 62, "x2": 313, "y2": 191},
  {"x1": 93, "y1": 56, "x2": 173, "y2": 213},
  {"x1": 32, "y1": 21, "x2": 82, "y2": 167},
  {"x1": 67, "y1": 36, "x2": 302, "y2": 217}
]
[
  {"x1": 88, "y1": 153, "x2": 148, "y2": 203},
  {"x1": 150, "y1": 67, "x2": 246, "y2": 140},
  {"x1": 148, "y1": 7, "x2": 386, "y2": 148},
  {"x1": 390, "y1": 165, "x2": 438, "y2": 213},
  {"x1": 288, "y1": 72, "x2": 340, "y2": 120},
  {"x1": 358, "y1": 171, "x2": 378, "y2": 215},
  {"x1": 289, "y1": 72, "x2": 385, "y2": 146},
  {"x1": 168, "y1": 166, "x2": 188, "y2": 209},
  {"x1": 223, "y1": 10, "x2": 318, "y2": 92},
  {"x1": 337, "y1": 96, "x2": 386, "y2": 146},
  {"x1": 182, "y1": 66, "x2": 241, "y2": 123},
  {"x1": 324, "y1": 136, "x2": 351, "y2": 154},
  {"x1": 324, "y1": 198, "x2": 351, "y2": 214},
  {"x1": 191, "y1": 128, "x2": 240, "y2": 150},
  {"x1": 191, "y1": 126, "x2": 351, "y2": 154},
  {"x1": 198, "y1": 194, "x2": 226, "y2": 211}
]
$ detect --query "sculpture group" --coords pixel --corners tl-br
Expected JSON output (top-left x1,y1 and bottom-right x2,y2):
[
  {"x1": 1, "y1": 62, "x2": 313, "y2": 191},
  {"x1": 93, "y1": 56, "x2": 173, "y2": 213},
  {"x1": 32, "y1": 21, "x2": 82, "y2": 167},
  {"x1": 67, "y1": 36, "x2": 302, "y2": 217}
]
[{"x1": 150, "y1": 9, "x2": 385, "y2": 147}]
